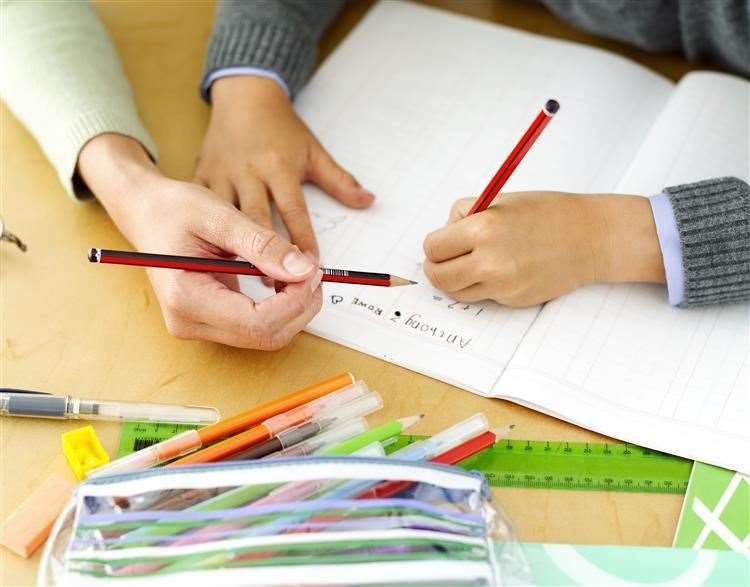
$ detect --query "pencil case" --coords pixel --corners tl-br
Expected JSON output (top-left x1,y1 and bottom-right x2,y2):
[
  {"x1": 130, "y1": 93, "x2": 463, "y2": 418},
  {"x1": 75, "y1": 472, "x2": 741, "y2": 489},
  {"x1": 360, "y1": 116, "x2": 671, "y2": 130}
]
[{"x1": 39, "y1": 456, "x2": 529, "y2": 586}]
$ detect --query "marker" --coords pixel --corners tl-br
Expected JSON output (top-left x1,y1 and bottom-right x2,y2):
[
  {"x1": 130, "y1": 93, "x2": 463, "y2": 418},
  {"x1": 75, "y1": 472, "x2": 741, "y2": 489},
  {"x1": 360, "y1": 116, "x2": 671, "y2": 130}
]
[
  {"x1": 227, "y1": 392, "x2": 383, "y2": 461},
  {"x1": 88, "y1": 372, "x2": 355, "y2": 477},
  {"x1": 169, "y1": 384, "x2": 375, "y2": 465},
  {"x1": 89, "y1": 249, "x2": 417, "y2": 288},
  {"x1": 0, "y1": 388, "x2": 219, "y2": 424},
  {"x1": 319, "y1": 414, "x2": 424, "y2": 456},
  {"x1": 359, "y1": 425, "x2": 515, "y2": 499},
  {"x1": 266, "y1": 417, "x2": 370, "y2": 458},
  {"x1": 468, "y1": 99, "x2": 559, "y2": 215}
]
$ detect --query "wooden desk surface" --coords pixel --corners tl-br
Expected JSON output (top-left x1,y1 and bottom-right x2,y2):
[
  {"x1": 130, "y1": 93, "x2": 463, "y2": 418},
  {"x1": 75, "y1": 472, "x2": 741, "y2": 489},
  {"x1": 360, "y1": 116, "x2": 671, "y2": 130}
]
[{"x1": 1, "y1": 1, "x2": 703, "y2": 584}]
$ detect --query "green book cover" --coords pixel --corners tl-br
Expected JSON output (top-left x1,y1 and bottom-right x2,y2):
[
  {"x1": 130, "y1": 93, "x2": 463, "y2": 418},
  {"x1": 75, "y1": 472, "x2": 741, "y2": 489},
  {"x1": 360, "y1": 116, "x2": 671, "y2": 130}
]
[{"x1": 673, "y1": 461, "x2": 749, "y2": 552}]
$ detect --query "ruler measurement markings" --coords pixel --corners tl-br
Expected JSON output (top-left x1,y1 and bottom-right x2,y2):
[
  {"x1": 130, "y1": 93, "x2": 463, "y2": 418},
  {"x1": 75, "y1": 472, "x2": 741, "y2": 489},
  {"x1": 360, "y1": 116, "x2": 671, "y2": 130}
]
[{"x1": 117, "y1": 424, "x2": 692, "y2": 494}]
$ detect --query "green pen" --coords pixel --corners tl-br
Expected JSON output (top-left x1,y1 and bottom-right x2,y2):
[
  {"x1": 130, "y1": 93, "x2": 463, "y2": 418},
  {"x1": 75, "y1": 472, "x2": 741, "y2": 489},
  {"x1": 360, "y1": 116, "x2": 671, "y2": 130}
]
[{"x1": 320, "y1": 414, "x2": 424, "y2": 456}]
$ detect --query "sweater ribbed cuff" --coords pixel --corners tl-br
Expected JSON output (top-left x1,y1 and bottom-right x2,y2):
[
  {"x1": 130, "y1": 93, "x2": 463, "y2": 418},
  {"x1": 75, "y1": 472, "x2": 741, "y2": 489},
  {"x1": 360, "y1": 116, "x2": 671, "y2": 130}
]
[
  {"x1": 55, "y1": 111, "x2": 159, "y2": 201},
  {"x1": 665, "y1": 177, "x2": 750, "y2": 306},
  {"x1": 201, "y1": 21, "x2": 315, "y2": 101}
]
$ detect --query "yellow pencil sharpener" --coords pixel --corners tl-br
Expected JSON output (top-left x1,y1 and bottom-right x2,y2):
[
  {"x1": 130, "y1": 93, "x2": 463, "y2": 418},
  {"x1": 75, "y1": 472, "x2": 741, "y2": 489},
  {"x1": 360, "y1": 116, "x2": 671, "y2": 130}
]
[{"x1": 62, "y1": 425, "x2": 110, "y2": 480}]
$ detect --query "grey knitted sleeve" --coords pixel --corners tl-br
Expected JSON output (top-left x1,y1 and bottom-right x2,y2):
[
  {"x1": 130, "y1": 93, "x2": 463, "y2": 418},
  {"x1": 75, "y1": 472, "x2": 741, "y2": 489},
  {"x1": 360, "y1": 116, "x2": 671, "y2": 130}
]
[
  {"x1": 202, "y1": 0, "x2": 346, "y2": 100},
  {"x1": 665, "y1": 177, "x2": 750, "y2": 306}
]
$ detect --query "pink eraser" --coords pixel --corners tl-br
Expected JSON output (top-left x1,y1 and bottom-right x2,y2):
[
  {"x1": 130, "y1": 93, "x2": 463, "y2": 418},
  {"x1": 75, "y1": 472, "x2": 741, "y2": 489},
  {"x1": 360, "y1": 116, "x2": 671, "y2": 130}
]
[{"x1": 0, "y1": 474, "x2": 76, "y2": 558}]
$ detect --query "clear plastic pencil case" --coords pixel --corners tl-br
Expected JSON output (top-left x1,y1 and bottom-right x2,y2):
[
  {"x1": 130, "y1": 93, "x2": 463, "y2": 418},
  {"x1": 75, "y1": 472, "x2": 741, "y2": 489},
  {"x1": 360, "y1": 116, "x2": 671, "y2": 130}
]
[{"x1": 40, "y1": 456, "x2": 529, "y2": 586}]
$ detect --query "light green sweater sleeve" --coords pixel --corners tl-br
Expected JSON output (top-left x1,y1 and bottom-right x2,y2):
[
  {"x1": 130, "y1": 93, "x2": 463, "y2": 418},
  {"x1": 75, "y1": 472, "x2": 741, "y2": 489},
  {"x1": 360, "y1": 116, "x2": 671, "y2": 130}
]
[{"x1": 0, "y1": 0, "x2": 157, "y2": 199}]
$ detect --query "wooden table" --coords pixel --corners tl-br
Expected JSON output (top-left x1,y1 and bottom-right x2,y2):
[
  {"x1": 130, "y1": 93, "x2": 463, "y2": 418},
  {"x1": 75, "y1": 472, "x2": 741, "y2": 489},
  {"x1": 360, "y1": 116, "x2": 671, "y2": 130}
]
[{"x1": 1, "y1": 1, "x2": 703, "y2": 584}]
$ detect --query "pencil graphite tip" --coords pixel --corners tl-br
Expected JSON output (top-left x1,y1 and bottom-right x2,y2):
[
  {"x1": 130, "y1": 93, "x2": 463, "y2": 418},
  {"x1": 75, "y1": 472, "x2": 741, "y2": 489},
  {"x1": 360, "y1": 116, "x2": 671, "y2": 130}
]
[
  {"x1": 399, "y1": 414, "x2": 424, "y2": 430},
  {"x1": 492, "y1": 424, "x2": 515, "y2": 438},
  {"x1": 390, "y1": 275, "x2": 418, "y2": 287}
]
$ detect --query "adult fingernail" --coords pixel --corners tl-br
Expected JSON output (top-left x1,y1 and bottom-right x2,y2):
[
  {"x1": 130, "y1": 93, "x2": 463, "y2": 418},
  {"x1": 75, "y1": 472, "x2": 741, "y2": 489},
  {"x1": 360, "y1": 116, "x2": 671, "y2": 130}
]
[
  {"x1": 283, "y1": 249, "x2": 315, "y2": 275},
  {"x1": 304, "y1": 250, "x2": 320, "y2": 265},
  {"x1": 310, "y1": 269, "x2": 323, "y2": 292}
]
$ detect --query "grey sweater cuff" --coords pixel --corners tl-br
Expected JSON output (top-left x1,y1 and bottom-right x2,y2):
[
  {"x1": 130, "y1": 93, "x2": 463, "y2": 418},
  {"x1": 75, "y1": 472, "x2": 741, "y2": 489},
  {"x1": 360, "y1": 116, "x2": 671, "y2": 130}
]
[
  {"x1": 202, "y1": 20, "x2": 314, "y2": 100},
  {"x1": 665, "y1": 177, "x2": 750, "y2": 306}
]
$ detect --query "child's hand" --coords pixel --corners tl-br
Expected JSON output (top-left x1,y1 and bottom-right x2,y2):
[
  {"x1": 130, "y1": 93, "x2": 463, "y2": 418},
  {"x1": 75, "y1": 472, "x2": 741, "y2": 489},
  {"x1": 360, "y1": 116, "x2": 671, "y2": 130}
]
[
  {"x1": 194, "y1": 76, "x2": 375, "y2": 259},
  {"x1": 423, "y1": 192, "x2": 665, "y2": 307}
]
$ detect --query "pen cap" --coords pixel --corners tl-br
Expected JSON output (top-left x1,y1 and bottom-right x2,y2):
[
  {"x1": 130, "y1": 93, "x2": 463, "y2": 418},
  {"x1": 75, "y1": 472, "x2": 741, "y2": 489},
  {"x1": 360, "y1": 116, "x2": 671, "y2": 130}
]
[
  {"x1": 270, "y1": 417, "x2": 369, "y2": 458},
  {"x1": 76, "y1": 399, "x2": 220, "y2": 424},
  {"x1": 263, "y1": 381, "x2": 368, "y2": 435},
  {"x1": 317, "y1": 391, "x2": 383, "y2": 423},
  {"x1": 352, "y1": 442, "x2": 386, "y2": 458},
  {"x1": 87, "y1": 430, "x2": 201, "y2": 478},
  {"x1": 396, "y1": 413, "x2": 489, "y2": 460}
]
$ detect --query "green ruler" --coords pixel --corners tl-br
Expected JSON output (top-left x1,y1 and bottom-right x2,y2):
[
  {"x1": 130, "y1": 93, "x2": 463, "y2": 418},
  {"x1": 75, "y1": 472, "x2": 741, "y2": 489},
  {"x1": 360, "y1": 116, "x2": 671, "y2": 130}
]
[
  {"x1": 117, "y1": 421, "x2": 203, "y2": 458},
  {"x1": 387, "y1": 435, "x2": 692, "y2": 494},
  {"x1": 118, "y1": 422, "x2": 692, "y2": 494}
]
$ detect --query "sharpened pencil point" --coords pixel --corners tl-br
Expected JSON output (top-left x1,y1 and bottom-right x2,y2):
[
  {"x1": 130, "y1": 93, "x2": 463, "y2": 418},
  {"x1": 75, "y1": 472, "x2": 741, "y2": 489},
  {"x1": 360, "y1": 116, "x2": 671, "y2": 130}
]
[
  {"x1": 399, "y1": 414, "x2": 424, "y2": 430},
  {"x1": 491, "y1": 424, "x2": 515, "y2": 438}
]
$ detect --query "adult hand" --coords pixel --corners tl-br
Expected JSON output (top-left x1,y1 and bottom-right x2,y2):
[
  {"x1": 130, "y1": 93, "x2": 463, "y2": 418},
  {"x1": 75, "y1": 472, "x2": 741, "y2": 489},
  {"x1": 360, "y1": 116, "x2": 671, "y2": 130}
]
[
  {"x1": 79, "y1": 133, "x2": 322, "y2": 349},
  {"x1": 194, "y1": 76, "x2": 375, "y2": 259},
  {"x1": 423, "y1": 192, "x2": 665, "y2": 307}
]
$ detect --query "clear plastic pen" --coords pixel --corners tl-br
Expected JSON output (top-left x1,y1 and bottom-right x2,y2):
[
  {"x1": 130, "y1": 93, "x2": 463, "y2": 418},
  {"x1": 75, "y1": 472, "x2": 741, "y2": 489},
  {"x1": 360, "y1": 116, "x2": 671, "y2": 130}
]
[
  {"x1": 267, "y1": 417, "x2": 370, "y2": 458},
  {"x1": 229, "y1": 392, "x2": 382, "y2": 460},
  {"x1": 89, "y1": 381, "x2": 369, "y2": 477},
  {"x1": 0, "y1": 390, "x2": 219, "y2": 423},
  {"x1": 391, "y1": 413, "x2": 489, "y2": 460}
]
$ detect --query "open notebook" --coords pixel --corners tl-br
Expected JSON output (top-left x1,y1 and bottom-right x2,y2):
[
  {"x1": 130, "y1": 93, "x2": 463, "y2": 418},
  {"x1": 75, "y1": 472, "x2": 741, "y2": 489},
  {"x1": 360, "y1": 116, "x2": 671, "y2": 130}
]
[{"x1": 241, "y1": 1, "x2": 749, "y2": 473}]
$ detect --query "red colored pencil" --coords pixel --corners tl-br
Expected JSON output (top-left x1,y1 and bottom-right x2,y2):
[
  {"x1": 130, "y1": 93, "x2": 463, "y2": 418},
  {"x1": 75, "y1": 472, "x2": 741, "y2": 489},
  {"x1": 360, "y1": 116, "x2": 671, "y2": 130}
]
[
  {"x1": 467, "y1": 99, "x2": 559, "y2": 215},
  {"x1": 358, "y1": 425, "x2": 514, "y2": 499},
  {"x1": 88, "y1": 248, "x2": 416, "y2": 287}
]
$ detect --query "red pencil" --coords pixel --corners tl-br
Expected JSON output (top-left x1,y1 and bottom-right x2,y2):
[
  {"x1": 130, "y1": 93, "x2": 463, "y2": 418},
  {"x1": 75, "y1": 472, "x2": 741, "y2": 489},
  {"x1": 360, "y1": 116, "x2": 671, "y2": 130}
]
[
  {"x1": 88, "y1": 248, "x2": 416, "y2": 287},
  {"x1": 467, "y1": 99, "x2": 559, "y2": 215},
  {"x1": 358, "y1": 425, "x2": 514, "y2": 499}
]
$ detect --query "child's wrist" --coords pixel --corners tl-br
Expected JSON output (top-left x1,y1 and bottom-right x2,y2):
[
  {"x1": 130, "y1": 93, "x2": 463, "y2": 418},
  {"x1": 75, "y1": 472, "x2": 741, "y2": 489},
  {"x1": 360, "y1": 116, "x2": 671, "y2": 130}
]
[{"x1": 590, "y1": 195, "x2": 666, "y2": 285}]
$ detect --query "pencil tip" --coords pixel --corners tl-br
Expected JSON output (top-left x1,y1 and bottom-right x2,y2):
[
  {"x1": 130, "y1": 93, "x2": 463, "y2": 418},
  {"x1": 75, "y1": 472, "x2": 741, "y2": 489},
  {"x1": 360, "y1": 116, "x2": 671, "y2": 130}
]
[
  {"x1": 399, "y1": 414, "x2": 424, "y2": 429},
  {"x1": 409, "y1": 280, "x2": 418, "y2": 285}
]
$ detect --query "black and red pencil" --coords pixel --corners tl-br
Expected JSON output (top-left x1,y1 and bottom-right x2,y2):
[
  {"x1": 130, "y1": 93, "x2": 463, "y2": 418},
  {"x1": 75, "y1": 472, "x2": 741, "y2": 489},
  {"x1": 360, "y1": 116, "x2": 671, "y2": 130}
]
[{"x1": 88, "y1": 248, "x2": 416, "y2": 287}]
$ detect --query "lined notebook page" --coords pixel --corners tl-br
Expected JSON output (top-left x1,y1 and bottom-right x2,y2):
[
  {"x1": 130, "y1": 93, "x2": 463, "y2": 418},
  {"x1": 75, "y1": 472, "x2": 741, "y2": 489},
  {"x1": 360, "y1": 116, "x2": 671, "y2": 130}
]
[
  {"x1": 500, "y1": 73, "x2": 750, "y2": 472},
  {"x1": 242, "y1": 1, "x2": 672, "y2": 394}
]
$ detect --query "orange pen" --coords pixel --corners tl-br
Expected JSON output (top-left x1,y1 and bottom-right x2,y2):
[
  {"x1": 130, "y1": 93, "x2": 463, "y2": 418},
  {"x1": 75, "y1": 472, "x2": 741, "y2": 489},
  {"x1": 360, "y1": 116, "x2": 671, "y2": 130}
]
[
  {"x1": 88, "y1": 372, "x2": 354, "y2": 478},
  {"x1": 170, "y1": 381, "x2": 370, "y2": 465}
]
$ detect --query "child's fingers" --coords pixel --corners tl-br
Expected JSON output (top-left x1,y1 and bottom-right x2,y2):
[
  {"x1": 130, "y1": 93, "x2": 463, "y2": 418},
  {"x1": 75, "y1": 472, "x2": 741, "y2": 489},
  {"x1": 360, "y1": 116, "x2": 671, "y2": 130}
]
[
  {"x1": 448, "y1": 197, "x2": 476, "y2": 223},
  {"x1": 308, "y1": 142, "x2": 375, "y2": 209},
  {"x1": 423, "y1": 256, "x2": 480, "y2": 293},
  {"x1": 423, "y1": 222, "x2": 473, "y2": 262}
]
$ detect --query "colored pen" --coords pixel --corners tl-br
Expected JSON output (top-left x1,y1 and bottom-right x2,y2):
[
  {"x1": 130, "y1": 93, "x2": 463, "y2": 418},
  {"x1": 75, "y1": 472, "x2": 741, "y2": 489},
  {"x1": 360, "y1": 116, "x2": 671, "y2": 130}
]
[
  {"x1": 467, "y1": 99, "x2": 559, "y2": 215},
  {"x1": 159, "y1": 442, "x2": 389, "y2": 556},
  {"x1": 88, "y1": 372, "x2": 354, "y2": 477},
  {"x1": 266, "y1": 417, "x2": 370, "y2": 458},
  {"x1": 212, "y1": 414, "x2": 492, "y2": 543},
  {"x1": 0, "y1": 389, "x2": 219, "y2": 423},
  {"x1": 169, "y1": 382, "x2": 373, "y2": 465},
  {"x1": 113, "y1": 442, "x2": 386, "y2": 575},
  {"x1": 320, "y1": 414, "x2": 424, "y2": 456},
  {"x1": 89, "y1": 249, "x2": 417, "y2": 288},
  {"x1": 227, "y1": 391, "x2": 383, "y2": 461},
  {"x1": 359, "y1": 425, "x2": 514, "y2": 499}
]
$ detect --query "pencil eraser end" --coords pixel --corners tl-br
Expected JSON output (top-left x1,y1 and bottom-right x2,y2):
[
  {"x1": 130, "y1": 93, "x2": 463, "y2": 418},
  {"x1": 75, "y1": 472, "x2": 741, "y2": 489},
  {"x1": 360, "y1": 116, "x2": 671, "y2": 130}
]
[
  {"x1": 0, "y1": 474, "x2": 76, "y2": 558},
  {"x1": 545, "y1": 99, "x2": 560, "y2": 115}
]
